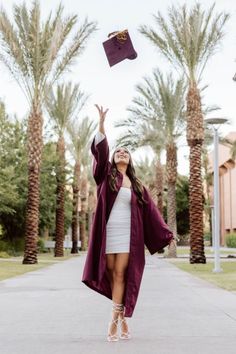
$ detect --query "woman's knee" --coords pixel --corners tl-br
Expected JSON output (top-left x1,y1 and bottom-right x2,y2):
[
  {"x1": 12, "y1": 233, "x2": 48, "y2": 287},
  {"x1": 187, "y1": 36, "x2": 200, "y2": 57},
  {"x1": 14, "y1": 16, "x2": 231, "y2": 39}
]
[
  {"x1": 113, "y1": 269, "x2": 125, "y2": 283},
  {"x1": 106, "y1": 254, "x2": 115, "y2": 272}
]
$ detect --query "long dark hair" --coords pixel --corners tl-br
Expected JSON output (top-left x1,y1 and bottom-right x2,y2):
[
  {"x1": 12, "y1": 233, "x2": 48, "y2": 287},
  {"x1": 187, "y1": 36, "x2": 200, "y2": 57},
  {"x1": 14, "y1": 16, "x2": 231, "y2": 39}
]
[{"x1": 109, "y1": 148, "x2": 146, "y2": 204}]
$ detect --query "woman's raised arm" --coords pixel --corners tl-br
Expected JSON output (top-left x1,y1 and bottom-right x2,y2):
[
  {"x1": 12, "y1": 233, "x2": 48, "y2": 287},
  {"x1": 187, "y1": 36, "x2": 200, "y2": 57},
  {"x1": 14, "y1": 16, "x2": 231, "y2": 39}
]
[{"x1": 91, "y1": 105, "x2": 110, "y2": 185}]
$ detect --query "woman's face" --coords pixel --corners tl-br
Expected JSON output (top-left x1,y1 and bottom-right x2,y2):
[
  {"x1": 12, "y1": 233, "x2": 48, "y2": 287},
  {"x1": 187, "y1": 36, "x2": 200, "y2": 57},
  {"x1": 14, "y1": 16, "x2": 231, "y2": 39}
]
[{"x1": 113, "y1": 147, "x2": 130, "y2": 166}]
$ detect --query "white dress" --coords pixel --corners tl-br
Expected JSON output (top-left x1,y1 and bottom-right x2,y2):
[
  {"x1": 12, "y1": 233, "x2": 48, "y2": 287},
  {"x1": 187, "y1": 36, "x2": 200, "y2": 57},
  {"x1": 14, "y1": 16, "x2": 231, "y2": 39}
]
[
  {"x1": 94, "y1": 132, "x2": 131, "y2": 254},
  {"x1": 106, "y1": 187, "x2": 131, "y2": 254}
]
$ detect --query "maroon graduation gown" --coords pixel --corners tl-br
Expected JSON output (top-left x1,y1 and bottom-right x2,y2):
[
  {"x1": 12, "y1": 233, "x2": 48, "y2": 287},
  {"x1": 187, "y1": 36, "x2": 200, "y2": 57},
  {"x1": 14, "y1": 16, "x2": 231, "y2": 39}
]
[{"x1": 82, "y1": 136, "x2": 173, "y2": 317}]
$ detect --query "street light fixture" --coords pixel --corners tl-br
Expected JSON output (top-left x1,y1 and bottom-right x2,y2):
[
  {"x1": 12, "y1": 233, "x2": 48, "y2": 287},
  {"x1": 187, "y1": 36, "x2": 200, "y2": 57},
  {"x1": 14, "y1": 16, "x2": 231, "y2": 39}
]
[{"x1": 205, "y1": 117, "x2": 228, "y2": 273}]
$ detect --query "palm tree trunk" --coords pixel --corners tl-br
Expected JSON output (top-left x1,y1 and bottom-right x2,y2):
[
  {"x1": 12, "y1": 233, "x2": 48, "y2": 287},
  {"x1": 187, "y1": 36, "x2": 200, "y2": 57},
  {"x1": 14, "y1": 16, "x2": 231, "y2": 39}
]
[
  {"x1": 166, "y1": 143, "x2": 177, "y2": 258},
  {"x1": 87, "y1": 210, "x2": 93, "y2": 241},
  {"x1": 54, "y1": 136, "x2": 65, "y2": 257},
  {"x1": 79, "y1": 175, "x2": 88, "y2": 251},
  {"x1": 71, "y1": 161, "x2": 80, "y2": 254},
  {"x1": 187, "y1": 83, "x2": 206, "y2": 264},
  {"x1": 23, "y1": 106, "x2": 43, "y2": 264},
  {"x1": 156, "y1": 158, "x2": 163, "y2": 215},
  {"x1": 79, "y1": 210, "x2": 86, "y2": 250}
]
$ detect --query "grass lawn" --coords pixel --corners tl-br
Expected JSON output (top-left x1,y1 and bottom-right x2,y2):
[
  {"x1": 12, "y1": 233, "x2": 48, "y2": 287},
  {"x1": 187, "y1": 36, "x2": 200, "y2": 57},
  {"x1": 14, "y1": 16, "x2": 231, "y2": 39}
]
[
  {"x1": 0, "y1": 252, "x2": 79, "y2": 281},
  {"x1": 171, "y1": 260, "x2": 236, "y2": 291},
  {"x1": 164, "y1": 247, "x2": 236, "y2": 256}
]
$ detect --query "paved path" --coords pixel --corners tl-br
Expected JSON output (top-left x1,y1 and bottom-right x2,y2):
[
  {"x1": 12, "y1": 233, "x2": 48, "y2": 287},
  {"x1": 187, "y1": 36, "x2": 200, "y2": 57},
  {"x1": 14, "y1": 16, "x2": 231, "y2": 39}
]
[{"x1": 0, "y1": 253, "x2": 236, "y2": 354}]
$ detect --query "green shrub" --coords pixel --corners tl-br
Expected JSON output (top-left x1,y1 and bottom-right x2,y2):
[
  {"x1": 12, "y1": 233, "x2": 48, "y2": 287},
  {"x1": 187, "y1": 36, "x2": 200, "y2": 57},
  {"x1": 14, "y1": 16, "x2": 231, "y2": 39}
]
[
  {"x1": 177, "y1": 233, "x2": 189, "y2": 246},
  {"x1": 0, "y1": 251, "x2": 11, "y2": 258},
  {"x1": 225, "y1": 233, "x2": 236, "y2": 248},
  {"x1": 10, "y1": 238, "x2": 25, "y2": 253},
  {"x1": 204, "y1": 232, "x2": 211, "y2": 241},
  {"x1": 0, "y1": 240, "x2": 8, "y2": 252},
  {"x1": 0, "y1": 238, "x2": 24, "y2": 256},
  {"x1": 37, "y1": 238, "x2": 48, "y2": 253}
]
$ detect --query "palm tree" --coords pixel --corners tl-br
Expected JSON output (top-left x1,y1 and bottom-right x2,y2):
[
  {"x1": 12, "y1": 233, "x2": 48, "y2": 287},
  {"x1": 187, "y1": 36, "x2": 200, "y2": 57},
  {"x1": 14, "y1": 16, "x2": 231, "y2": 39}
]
[
  {"x1": 0, "y1": 1, "x2": 96, "y2": 263},
  {"x1": 128, "y1": 69, "x2": 186, "y2": 257},
  {"x1": 151, "y1": 72, "x2": 185, "y2": 256},
  {"x1": 140, "y1": 3, "x2": 229, "y2": 263},
  {"x1": 135, "y1": 156, "x2": 163, "y2": 209},
  {"x1": 135, "y1": 156, "x2": 156, "y2": 194},
  {"x1": 71, "y1": 159, "x2": 80, "y2": 253},
  {"x1": 67, "y1": 117, "x2": 96, "y2": 253},
  {"x1": 155, "y1": 156, "x2": 164, "y2": 215},
  {"x1": 79, "y1": 172, "x2": 88, "y2": 251},
  {"x1": 45, "y1": 82, "x2": 87, "y2": 257}
]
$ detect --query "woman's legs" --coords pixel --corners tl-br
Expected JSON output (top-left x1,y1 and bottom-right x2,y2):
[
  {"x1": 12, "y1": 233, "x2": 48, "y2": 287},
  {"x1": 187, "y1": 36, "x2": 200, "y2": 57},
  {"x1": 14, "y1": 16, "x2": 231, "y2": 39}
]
[
  {"x1": 112, "y1": 253, "x2": 129, "y2": 304},
  {"x1": 113, "y1": 253, "x2": 130, "y2": 338},
  {"x1": 106, "y1": 253, "x2": 130, "y2": 340},
  {"x1": 106, "y1": 253, "x2": 129, "y2": 302},
  {"x1": 106, "y1": 254, "x2": 116, "y2": 292}
]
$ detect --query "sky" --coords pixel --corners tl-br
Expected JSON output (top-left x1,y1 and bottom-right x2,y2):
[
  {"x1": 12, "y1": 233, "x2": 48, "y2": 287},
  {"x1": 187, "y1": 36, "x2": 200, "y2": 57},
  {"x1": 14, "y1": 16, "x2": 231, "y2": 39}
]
[{"x1": 0, "y1": 0, "x2": 236, "y2": 175}]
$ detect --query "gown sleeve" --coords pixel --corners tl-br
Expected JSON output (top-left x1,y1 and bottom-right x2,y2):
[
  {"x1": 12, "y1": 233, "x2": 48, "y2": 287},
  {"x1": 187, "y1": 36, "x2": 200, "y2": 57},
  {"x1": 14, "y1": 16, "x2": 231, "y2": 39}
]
[
  {"x1": 91, "y1": 132, "x2": 110, "y2": 185},
  {"x1": 94, "y1": 131, "x2": 106, "y2": 145},
  {"x1": 142, "y1": 187, "x2": 173, "y2": 254}
]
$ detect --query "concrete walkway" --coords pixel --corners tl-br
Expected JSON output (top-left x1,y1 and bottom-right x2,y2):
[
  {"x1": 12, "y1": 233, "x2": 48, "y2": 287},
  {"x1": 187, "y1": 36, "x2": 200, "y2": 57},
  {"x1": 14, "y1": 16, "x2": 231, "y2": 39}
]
[{"x1": 0, "y1": 253, "x2": 236, "y2": 354}]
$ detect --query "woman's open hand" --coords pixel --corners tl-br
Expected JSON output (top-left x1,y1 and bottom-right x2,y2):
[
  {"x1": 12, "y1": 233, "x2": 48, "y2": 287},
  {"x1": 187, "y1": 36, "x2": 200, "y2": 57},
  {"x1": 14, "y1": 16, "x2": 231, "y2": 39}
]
[{"x1": 95, "y1": 104, "x2": 109, "y2": 124}]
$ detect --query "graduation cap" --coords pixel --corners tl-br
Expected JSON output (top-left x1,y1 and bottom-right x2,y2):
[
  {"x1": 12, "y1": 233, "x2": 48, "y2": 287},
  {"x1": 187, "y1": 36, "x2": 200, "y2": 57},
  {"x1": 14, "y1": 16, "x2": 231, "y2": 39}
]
[{"x1": 103, "y1": 30, "x2": 137, "y2": 67}]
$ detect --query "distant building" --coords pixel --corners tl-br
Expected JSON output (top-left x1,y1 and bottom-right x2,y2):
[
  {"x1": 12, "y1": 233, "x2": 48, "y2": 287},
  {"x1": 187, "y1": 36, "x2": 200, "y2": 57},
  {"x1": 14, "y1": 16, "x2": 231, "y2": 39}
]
[{"x1": 208, "y1": 132, "x2": 236, "y2": 245}]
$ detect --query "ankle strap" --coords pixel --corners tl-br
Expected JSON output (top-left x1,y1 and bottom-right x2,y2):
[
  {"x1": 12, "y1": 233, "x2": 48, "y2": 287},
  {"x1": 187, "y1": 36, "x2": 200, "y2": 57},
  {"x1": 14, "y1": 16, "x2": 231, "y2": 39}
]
[{"x1": 112, "y1": 302, "x2": 124, "y2": 313}]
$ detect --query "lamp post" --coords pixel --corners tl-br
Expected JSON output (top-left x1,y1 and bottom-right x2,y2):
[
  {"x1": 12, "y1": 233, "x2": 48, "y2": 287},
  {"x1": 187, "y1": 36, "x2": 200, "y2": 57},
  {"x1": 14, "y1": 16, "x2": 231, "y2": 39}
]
[
  {"x1": 210, "y1": 205, "x2": 215, "y2": 252},
  {"x1": 205, "y1": 117, "x2": 228, "y2": 273}
]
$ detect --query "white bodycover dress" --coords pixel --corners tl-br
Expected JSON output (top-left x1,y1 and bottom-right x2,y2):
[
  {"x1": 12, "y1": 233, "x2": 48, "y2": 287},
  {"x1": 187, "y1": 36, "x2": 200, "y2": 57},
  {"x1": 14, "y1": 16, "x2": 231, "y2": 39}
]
[{"x1": 95, "y1": 132, "x2": 131, "y2": 254}]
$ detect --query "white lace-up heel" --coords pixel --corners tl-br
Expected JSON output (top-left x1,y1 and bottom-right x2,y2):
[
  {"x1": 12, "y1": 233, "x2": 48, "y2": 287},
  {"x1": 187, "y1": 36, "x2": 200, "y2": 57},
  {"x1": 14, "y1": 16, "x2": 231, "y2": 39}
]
[
  {"x1": 107, "y1": 302, "x2": 123, "y2": 342},
  {"x1": 119, "y1": 304, "x2": 131, "y2": 340}
]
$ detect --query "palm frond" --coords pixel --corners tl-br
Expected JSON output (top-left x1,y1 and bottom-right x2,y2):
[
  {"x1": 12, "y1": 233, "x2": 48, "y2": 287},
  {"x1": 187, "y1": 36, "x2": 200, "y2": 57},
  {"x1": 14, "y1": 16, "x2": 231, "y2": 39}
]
[
  {"x1": 45, "y1": 82, "x2": 88, "y2": 136},
  {"x1": 117, "y1": 68, "x2": 186, "y2": 154},
  {"x1": 67, "y1": 116, "x2": 96, "y2": 164},
  {"x1": 0, "y1": 1, "x2": 97, "y2": 105},
  {"x1": 139, "y1": 3, "x2": 229, "y2": 82},
  {"x1": 50, "y1": 18, "x2": 97, "y2": 84}
]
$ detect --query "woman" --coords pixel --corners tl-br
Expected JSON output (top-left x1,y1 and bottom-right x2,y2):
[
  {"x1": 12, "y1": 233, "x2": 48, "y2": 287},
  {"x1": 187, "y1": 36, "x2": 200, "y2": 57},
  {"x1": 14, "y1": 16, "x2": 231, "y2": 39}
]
[{"x1": 82, "y1": 105, "x2": 174, "y2": 342}]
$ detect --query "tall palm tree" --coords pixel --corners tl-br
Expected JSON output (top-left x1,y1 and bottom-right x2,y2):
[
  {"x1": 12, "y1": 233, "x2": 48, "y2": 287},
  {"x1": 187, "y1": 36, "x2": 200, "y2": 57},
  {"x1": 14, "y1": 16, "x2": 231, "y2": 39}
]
[
  {"x1": 155, "y1": 155, "x2": 164, "y2": 215},
  {"x1": 45, "y1": 82, "x2": 87, "y2": 257},
  {"x1": 67, "y1": 117, "x2": 96, "y2": 253},
  {"x1": 135, "y1": 156, "x2": 156, "y2": 195},
  {"x1": 140, "y1": 3, "x2": 229, "y2": 263},
  {"x1": 79, "y1": 171, "x2": 88, "y2": 251},
  {"x1": 79, "y1": 129, "x2": 96, "y2": 251},
  {"x1": 128, "y1": 69, "x2": 186, "y2": 257},
  {"x1": 0, "y1": 1, "x2": 96, "y2": 263},
  {"x1": 71, "y1": 159, "x2": 80, "y2": 253}
]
